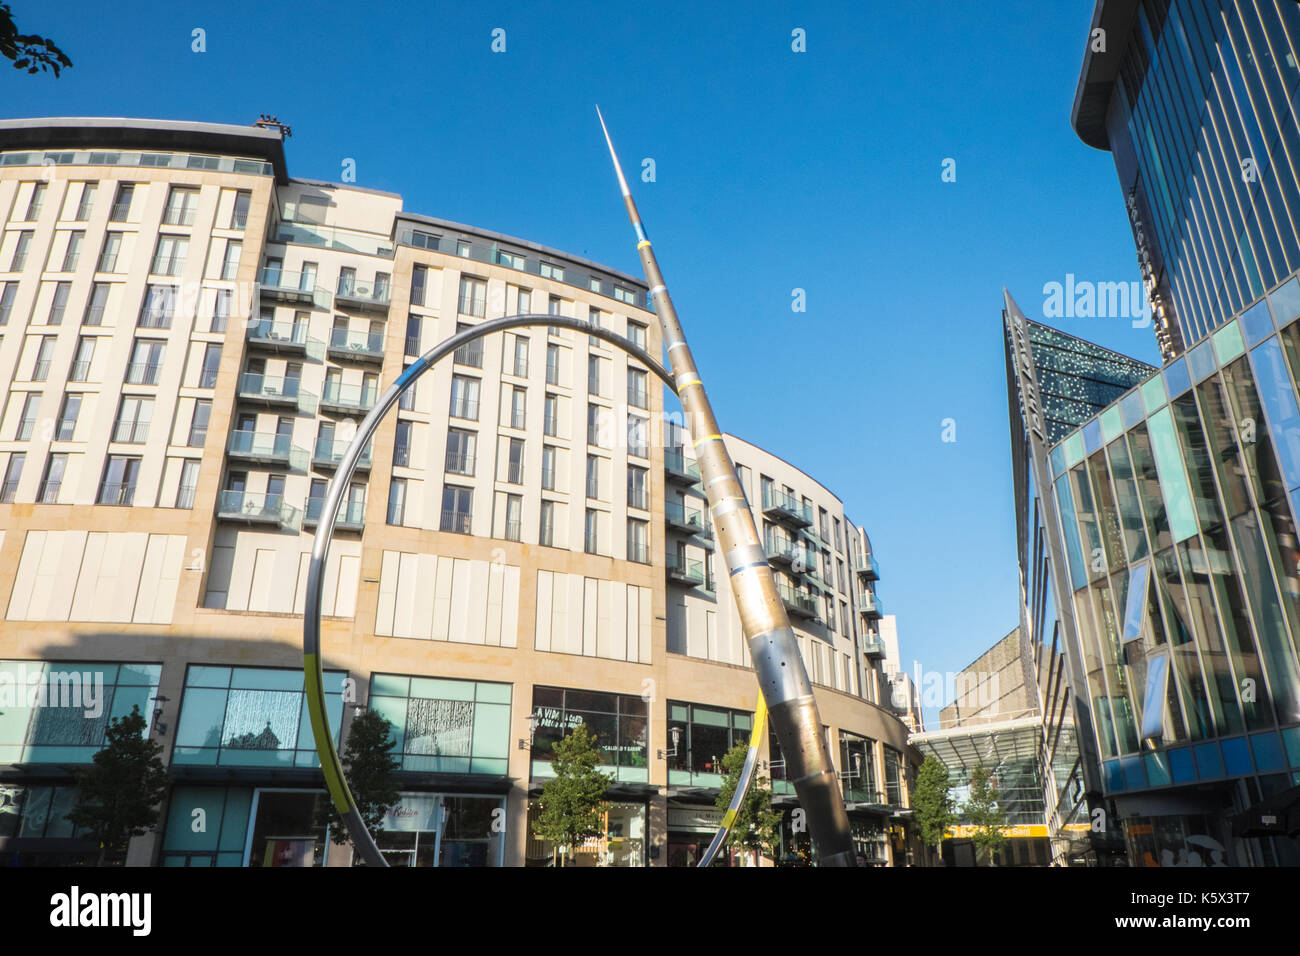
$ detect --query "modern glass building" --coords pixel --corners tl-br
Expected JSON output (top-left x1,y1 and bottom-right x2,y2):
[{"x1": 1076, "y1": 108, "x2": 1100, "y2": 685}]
[{"x1": 1074, "y1": 0, "x2": 1300, "y2": 360}]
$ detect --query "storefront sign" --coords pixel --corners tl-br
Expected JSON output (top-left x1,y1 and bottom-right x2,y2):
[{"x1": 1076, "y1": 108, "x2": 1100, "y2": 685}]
[{"x1": 668, "y1": 807, "x2": 724, "y2": 833}]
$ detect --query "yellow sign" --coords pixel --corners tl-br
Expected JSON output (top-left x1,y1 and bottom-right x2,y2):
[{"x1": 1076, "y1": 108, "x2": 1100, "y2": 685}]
[{"x1": 947, "y1": 824, "x2": 1048, "y2": 838}]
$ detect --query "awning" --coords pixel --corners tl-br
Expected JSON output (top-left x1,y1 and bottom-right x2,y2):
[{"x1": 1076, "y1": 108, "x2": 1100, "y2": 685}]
[{"x1": 909, "y1": 715, "x2": 1042, "y2": 770}]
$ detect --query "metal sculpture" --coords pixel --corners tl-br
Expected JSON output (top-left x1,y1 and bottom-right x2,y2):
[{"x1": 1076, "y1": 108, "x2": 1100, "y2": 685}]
[{"x1": 596, "y1": 108, "x2": 856, "y2": 867}]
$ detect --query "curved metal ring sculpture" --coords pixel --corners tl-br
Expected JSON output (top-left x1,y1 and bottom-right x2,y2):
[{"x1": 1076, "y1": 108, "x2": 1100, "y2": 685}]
[{"x1": 302, "y1": 313, "x2": 765, "y2": 867}]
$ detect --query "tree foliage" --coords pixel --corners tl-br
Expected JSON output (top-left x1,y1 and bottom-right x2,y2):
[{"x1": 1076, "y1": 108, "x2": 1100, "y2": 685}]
[
  {"x1": 317, "y1": 708, "x2": 402, "y2": 846},
  {"x1": 65, "y1": 706, "x2": 169, "y2": 866},
  {"x1": 912, "y1": 755, "x2": 957, "y2": 850},
  {"x1": 531, "y1": 721, "x2": 611, "y2": 866},
  {"x1": 965, "y1": 766, "x2": 1008, "y2": 866},
  {"x1": 715, "y1": 740, "x2": 782, "y2": 863},
  {"x1": 0, "y1": 3, "x2": 71, "y2": 76}
]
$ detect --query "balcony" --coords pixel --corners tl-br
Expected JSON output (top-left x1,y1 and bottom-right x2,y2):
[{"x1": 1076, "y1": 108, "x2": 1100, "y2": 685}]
[
  {"x1": 258, "y1": 267, "x2": 330, "y2": 310},
  {"x1": 777, "y1": 580, "x2": 819, "y2": 620},
  {"x1": 335, "y1": 279, "x2": 391, "y2": 314},
  {"x1": 328, "y1": 329, "x2": 385, "y2": 364},
  {"x1": 858, "y1": 593, "x2": 883, "y2": 619},
  {"x1": 765, "y1": 535, "x2": 816, "y2": 570},
  {"x1": 862, "y1": 636, "x2": 887, "y2": 659},
  {"x1": 247, "y1": 320, "x2": 317, "y2": 356},
  {"x1": 666, "y1": 553, "x2": 705, "y2": 587},
  {"x1": 312, "y1": 437, "x2": 373, "y2": 471},
  {"x1": 665, "y1": 500, "x2": 710, "y2": 537},
  {"x1": 216, "y1": 490, "x2": 299, "y2": 529},
  {"x1": 319, "y1": 381, "x2": 378, "y2": 416},
  {"x1": 227, "y1": 430, "x2": 306, "y2": 468},
  {"x1": 303, "y1": 496, "x2": 365, "y2": 532},
  {"x1": 854, "y1": 554, "x2": 880, "y2": 581},
  {"x1": 664, "y1": 448, "x2": 701, "y2": 486},
  {"x1": 762, "y1": 488, "x2": 813, "y2": 529},
  {"x1": 237, "y1": 373, "x2": 309, "y2": 410}
]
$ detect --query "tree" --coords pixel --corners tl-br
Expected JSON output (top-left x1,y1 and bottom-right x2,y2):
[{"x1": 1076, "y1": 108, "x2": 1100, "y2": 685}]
[
  {"x1": 912, "y1": 755, "x2": 957, "y2": 859},
  {"x1": 65, "y1": 706, "x2": 169, "y2": 866},
  {"x1": 965, "y1": 766, "x2": 1008, "y2": 866},
  {"x1": 715, "y1": 741, "x2": 782, "y2": 865},
  {"x1": 317, "y1": 708, "x2": 401, "y2": 847},
  {"x1": 0, "y1": 3, "x2": 71, "y2": 76},
  {"x1": 531, "y1": 721, "x2": 612, "y2": 866}
]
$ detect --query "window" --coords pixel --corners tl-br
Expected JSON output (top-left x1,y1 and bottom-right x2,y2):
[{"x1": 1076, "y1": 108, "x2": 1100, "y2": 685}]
[
  {"x1": 387, "y1": 478, "x2": 407, "y2": 525},
  {"x1": 540, "y1": 262, "x2": 564, "y2": 281},
  {"x1": 10, "y1": 231, "x2": 32, "y2": 270},
  {"x1": 441, "y1": 486, "x2": 472, "y2": 534},
  {"x1": 1, "y1": 452, "x2": 24, "y2": 501},
  {"x1": 74, "y1": 182, "x2": 96, "y2": 221},
  {"x1": 506, "y1": 438, "x2": 524, "y2": 484},
  {"x1": 518, "y1": 288, "x2": 531, "y2": 313},
  {"x1": 548, "y1": 294, "x2": 563, "y2": 316},
  {"x1": 394, "y1": 421, "x2": 412, "y2": 467},
  {"x1": 405, "y1": 314, "x2": 421, "y2": 357},
  {"x1": 584, "y1": 508, "x2": 599, "y2": 554},
  {"x1": 398, "y1": 363, "x2": 416, "y2": 410},
  {"x1": 458, "y1": 275, "x2": 486, "y2": 316},
  {"x1": 211, "y1": 289, "x2": 231, "y2": 333},
  {"x1": 188, "y1": 399, "x2": 211, "y2": 446},
  {"x1": 199, "y1": 343, "x2": 221, "y2": 388},
  {"x1": 61, "y1": 232, "x2": 84, "y2": 271},
  {"x1": 69, "y1": 337, "x2": 94, "y2": 381},
  {"x1": 31, "y1": 337, "x2": 55, "y2": 381},
  {"x1": 48, "y1": 282, "x2": 71, "y2": 324},
  {"x1": 544, "y1": 394, "x2": 559, "y2": 437},
  {"x1": 614, "y1": 286, "x2": 636, "y2": 305},
  {"x1": 456, "y1": 240, "x2": 471, "y2": 257},
  {"x1": 55, "y1": 394, "x2": 80, "y2": 441},
  {"x1": 176, "y1": 459, "x2": 200, "y2": 508},
  {"x1": 588, "y1": 307, "x2": 603, "y2": 346},
  {"x1": 163, "y1": 186, "x2": 199, "y2": 226},
  {"x1": 230, "y1": 190, "x2": 251, "y2": 229},
  {"x1": 98, "y1": 456, "x2": 141, "y2": 505},
  {"x1": 627, "y1": 368, "x2": 648, "y2": 409},
  {"x1": 0, "y1": 283, "x2": 16, "y2": 324},
  {"x1": 541, "y1": 445, "x2": 557, "y2": 490},
  {"x1": 113, "y1": 396, "x2": 153, "y2": 443},
  {"x1": 127, "y1": 339, "x2": 165, "y2": 385},
  {"x1": 539, "y1": 500, "x2": 555, "y2": 546},
  {"x1": 588, "y1": 355, "x2": 601, "y2": 395},
  {"x1": 446, "y1": 427, "x2": 476, "y2": 475},
  {"x1": 627, "y1": 518, "x2": 649, "y2": 564},
  {"x1": 138, "y1": 284, "x2": 175, "y2": 328},
  {"x1": 627, "y1": 415, "x2": 648, "y2": 458},
  {"x1": 509, "y1": 386, "x2": 526, "y2": 429},
  {"x1": 589, "y1": 277, "x2": 602, "y2": 293},
  {"x1": 667, "y1": 702, "x2": 753, "y2": 777},
  {"x1": 586, "y1": 454, "x2": 600, "y2": 499},
  {"x1": 83, "y1": 282, "x2": 108, "y2": 325},
  {"x1": 109, "y1": 183, "x2": 134, "y2": 222},
  {"x1": 13, "y1": 394, "x2": 38, "y2": 440},
  {"x1": 151, "y1": 235, "x2": 188, "y2": 276},
  {"x1": 24, "y1": 183, "x2": 45, "y2": 221},
  {"x1": 512, "y1": 336, "x2": 529, "y2": 377},
  {"x1": 450, "y1": 375, "x2": 480, "y2": 420},
  {"x1": 498, "y1": 249, "x2": 524, "y2": 269},
  {"x1": 504, "y1": 494, "x2": 522, "y2": 542},
  {"x1": 38, "y1": 453, "x2": 67, "y2": 503},
  {"x1": 546, "y1": 343, "x2": 560, "y2": 385},
  {"x1": 627, "y1": 321, "x2": 647, "y2": 350},
  {"x1": 454, "y1": 322, "x2": 483, "y2": 368},
  {"x1": 97, "y1": 232, "x2": 122, "y2": 272},
  {"x1": 411, "y1": 265, "x2": 427, "y2": 307},
  {"x1": 587, "y1": 405, "x2": 605, "y2": 445},
  {"x1": 628, "y1": 465, "x2": 648, "y2": 510},
  {"x1": 221, "y1": 240, "x2": 241, "y2": 280}
]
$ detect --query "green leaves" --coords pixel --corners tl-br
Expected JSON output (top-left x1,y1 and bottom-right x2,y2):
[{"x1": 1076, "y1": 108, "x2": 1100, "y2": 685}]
[
  {"x1": 912, "y1": 755, "x2": 957, "y2": 850},
  {"x1": 964, "y1": 765, "x2": 1008, "y2": 866},
  {"x1": 531, "y1": 721, "x2": 613, "y2": 864},
  {"x1": 318, "y1": 708, "x2": 402, "y2": 845},
  {"x1": 715, "y1": 740, "x2": 782, "y2": 862},
  {"x1": 0, "y1": 4, "x2": 72, "y2": 77}
]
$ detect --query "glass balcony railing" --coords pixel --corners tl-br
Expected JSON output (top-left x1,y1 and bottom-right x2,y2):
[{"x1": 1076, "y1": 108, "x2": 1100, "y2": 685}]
[
  {"x1": 237, "y1": 372, "x2": 304, "y2": 405},
  {"x1": 258, "y1": 267, "x2": 331, "y2": 309},
  {"x1": 227, "y1": 430, "x2": 297, "y2": 462},
  {"x1": 666, "y1": 552, "x2": 705, "y2": 586},
  {"x1": 765, "y1": 535, "x2": 817, "y2": 570},
  {"x1": 857, "y1": 593, "x2": 883, "y2": 618},
  {"x1": 247, "y1": 320, "x2": 313, "y2": 351},
  {"x1": 862, "y1": 636, "x2": 887, "y2": 658},
  {"x1": 319, "y1": 381, "x2": 378, "y2": 413},
  {"x1": 777, "y1": 580, "x2": 818, "y2": 618},
  {"x1": 312, "y1": 437, "x2": 372, "y2": 470},
  {"x1": 216, "y1": 490, "x2": 299, "y2": 528},
  {"x1": 663, "y1": 448, "x2": 701, "y2": 485},
  {"x1": 328, "y1": 328, "x2": 385, "y2": 361},
  {"x1": 664, "y1": 500, "x2": 710, "y2": 536},
  {"x1": 335, "y1": 278, "x2": 391, "y2": 311},
  {"x1": 274, "y1": 222, "x2": 395, "y2": 260},
  {"x1": 853, "y1": 554, "x2": 880, "y2": 581},
  {"x1": 762, "y1": 488, "x2": 813, "y2": 528},
  {"x1": 304, "y1": 496, "x2": 365, "y2": 529}
]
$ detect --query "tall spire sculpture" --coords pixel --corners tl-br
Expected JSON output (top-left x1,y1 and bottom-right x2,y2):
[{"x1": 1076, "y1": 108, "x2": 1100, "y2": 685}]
[{"x1": 597, "y1": 108, "x2": 856, "y2": 867}]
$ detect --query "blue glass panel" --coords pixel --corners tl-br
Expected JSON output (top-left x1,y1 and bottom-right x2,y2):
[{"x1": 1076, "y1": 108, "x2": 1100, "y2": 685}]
[
  {"x1": 1284, "y1": 726, "x2": 1300, "y2": 767},
  {"x1": 163, "y1": 786, "x2": 224, "y2": 852},
  {"x1": 1187, "y1": 341, "x2": 1218, "y2": 382},
  {"x1": 1053, "y1": 475, "x2": 1088, "y2": 589},
  {"x1": 118, "y1": 664, "x2": 161, "y2": 685},
  {"x1": 1049, "y1": 444, "x2": 1066, "y2": 478},
  {"x1": 1169, "y1": 747, "x2": 1196, "y2": 783},
  {"x1": 1123, "y1": 562, "x2": 1150, "y2": 643},
  {"x1": 1140, "y1": 653, "x2": 1169, "y2": 738},
  {"x1": 1082, "y1": 418, "x2": 1103, "y2": 455},
  {"x1": 216, "y1": 852, "x2": 243, "y2": 867},
  {"x1": 475, "y1": 681, "x2": 511, "y2": 704},
  {"x1": 1103, "y1": 760, "x2": 1124, "y2": 792},
  {"x1": 1121, "y1": 389, "x2": 1146, "y2": 428},
  {"x1": 369, "y1": 674, "x2": 408, "y2": 697},
  {"x1": 1221, "y1": 736, "x2": 1253, "y2": 775},
  {"x1": 1241, "y1": 300, "x2": 1275, "y2": 345},
  {"x1": 229, "y1": 668, "x2": 303, "y2": 691},
  {"x1": 219, "y1": 789, "x2": 252, "y2": 851},
  {"x1": 1250, "y1": 732, "x2": 1285, "y2": 772},
  {"x1": 1145, "y1": 407, "x2": 1199, "y2": 541},
  {"x1": 1248, "y1": 337, "x2": 1300, "y2": 489},
  {"x1": 1163, "y1": 357, "x2": 1191, "y2": 397},
  {"x1": 1194, "y1": 742, "x2": 1225, "y2": 779},
  {"x1": 1121, "y1": 754, "x2": 1147, "y2": 790},
  {"x1": 1270, "y1": 278, "x2": 1300, "y2": 327},
  {"x1": 1144, "y1": 752, "x2": 1172, "y2": 787},
  {"x1": 186, "y1": 666, "x2": 231, "y2": 688}
]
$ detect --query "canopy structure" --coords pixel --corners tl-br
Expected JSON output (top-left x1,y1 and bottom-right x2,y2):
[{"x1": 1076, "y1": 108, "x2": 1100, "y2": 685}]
[{"x1": 910, "y1": 716, "x2": 1043, "y2": 772}]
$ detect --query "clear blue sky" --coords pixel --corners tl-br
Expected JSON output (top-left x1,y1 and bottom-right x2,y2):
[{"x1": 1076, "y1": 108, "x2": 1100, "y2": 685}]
[{"x1": 5, "y1": 1, "x2": 1161, "y2": 723}]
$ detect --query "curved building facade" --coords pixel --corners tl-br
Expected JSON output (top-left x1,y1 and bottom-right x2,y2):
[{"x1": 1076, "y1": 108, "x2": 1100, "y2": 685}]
[{"x1": 0, "y1": 117, "x2": 917, "y2": 867}]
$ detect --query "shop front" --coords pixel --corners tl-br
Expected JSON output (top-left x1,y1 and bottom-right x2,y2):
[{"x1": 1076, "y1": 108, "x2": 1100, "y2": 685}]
[
  {"x1": 665, "y1": 805, "x2": 758, "y2": 866},
  {"x1": 525, "y1": 799, "x2": 647, "y2": 866}
]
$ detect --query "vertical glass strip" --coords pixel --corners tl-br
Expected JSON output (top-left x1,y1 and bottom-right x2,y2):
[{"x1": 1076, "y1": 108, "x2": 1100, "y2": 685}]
[
  {"x1": 1178, "y1": 537, "x2": 1246, "y2": 735},
  {"x1": 1146, "y1": 407, "x2": 1200, "y2": 542},
  {"x1": 1203, "y1": 524, "x2": 1275, "y2": 731},
  {"x1": 1230, "y1": 509, "x2": 1300, "y2": 723},
  {"x1": 1220, "y1": 356, "x2": 1288, "y2": 505},
  {"x1": 1054, "y1": 473, "x2": 1089, "y2": 590},
  {"x1": 1107, "y1": 437, "x2": 1152, "y2": 563},
  {"x1": 1247, "y1": 337, "x2": 1300, "y2": 489}
]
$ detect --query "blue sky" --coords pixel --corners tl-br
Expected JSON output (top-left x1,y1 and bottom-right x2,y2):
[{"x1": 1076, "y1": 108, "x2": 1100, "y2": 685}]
[{"x1": 5, "y1": 1, "x2": 1160, "y2": 723}]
